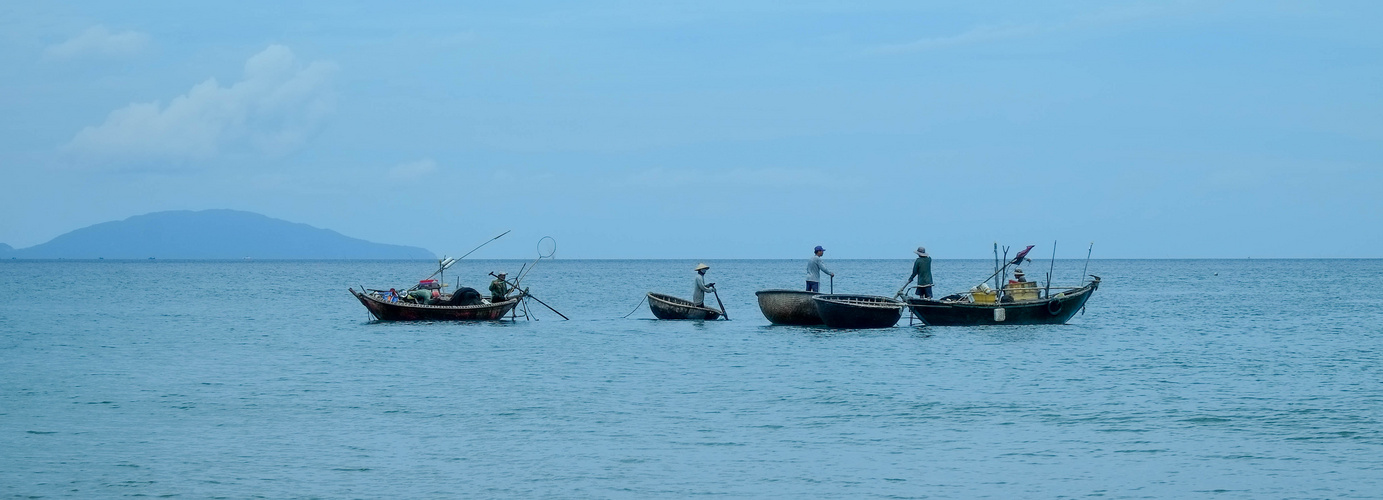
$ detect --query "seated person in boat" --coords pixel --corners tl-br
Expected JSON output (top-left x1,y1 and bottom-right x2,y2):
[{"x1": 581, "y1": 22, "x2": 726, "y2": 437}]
[
  {"x1": 693, "y1": 263, "x2": 715, "y2": 307},
  {"x1": 1002, "y1": 268, "x2": 1038, "y2": 302},
  {"x1": 489, "y1": 272, "x2": 512, "y2": 302}
]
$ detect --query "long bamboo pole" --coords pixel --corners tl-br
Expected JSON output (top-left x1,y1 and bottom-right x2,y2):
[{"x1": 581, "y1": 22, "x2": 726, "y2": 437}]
[{"x1": 490, "y1": 272, "x2": 568, "y2": 320}]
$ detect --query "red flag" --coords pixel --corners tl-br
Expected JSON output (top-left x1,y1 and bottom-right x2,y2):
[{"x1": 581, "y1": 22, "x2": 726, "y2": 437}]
[{"x1": 1009, "y1": 245, "x2": 1035, "y2": 265}]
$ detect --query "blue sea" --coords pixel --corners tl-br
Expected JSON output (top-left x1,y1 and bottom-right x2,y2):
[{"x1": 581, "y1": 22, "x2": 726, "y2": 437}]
[{"x1": 2, "y1": 259, "x2": 1381, "y2": 498}]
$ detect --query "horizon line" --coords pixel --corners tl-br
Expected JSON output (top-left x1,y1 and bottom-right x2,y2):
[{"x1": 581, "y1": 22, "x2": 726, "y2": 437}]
[{"x1": 3, "y1": 257, "x2": 1380, "y2": 262}]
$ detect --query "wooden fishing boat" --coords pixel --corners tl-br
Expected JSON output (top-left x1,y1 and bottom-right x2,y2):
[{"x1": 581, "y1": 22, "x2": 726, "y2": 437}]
[
  {"x1": 755, "y1": 289, "x2": 822, "y2": 325},
  {"x1": 647, "y1": 292, "x2": 723, "y2": 320},
  {"x1": 813, "y1": 294, "x2": 903, "y2": 329},
  {"x1": 904, "y1": 276, "x2": 1100, "y2": 326},
  {"x1": 351, "y1": 288, "x2": 521, "y2": 321}
]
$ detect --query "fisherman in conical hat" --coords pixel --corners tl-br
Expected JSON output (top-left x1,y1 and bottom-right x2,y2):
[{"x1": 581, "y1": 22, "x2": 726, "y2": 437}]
[
  {"x1": 1012, "y1": 268, "x2": 1028, "y2": 283},
  {"x1": 692, "y1": 263, "x2": 715, "y2": 307},
  {"x1": 907, "y1": 246, "x2": 934, "y2": 299}
]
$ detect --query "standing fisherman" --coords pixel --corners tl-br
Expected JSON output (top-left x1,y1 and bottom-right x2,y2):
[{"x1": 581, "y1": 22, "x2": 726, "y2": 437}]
[
  {"x1": 806, "y1": 245, "x2": 834, "y2": 292},
  {"x1": 692, "y1": 263, "x2": 716, "y2": 307},
  {"x1": 489, "y1": 272, "x2": 511, "y2": 302},
  {"x1": 908, "y1": 246, "x2": 934, "y2": 299}
]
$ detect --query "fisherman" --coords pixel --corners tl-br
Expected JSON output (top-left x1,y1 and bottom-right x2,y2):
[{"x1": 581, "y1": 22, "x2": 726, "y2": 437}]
[
  {"x1": 806, "y1": 246, "x2": 834, "y2": 292},
  {"x1": 489, "y1": 272, "x2": 511, "y2": 302},
  {"x1": 1002, "y1": 268, "x2": 1029, "y2": 303},
  {"x1": 406, "y1": 288, "x2": 437, "y2": 304},
  {"x1": 692, "y1": 263, "x2": 716, "y2": 307},
  {"x1": 406, "y1": 279, "x2": 443, "y2": 304},
  {"x1": 907, "y1": 246, "x2": 934, "y2": 299}
]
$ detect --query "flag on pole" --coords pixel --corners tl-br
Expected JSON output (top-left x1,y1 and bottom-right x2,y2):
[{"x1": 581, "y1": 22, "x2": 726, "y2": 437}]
[{"x1": 1010, "y1": 245, "x2": 1035, "y2": 265}]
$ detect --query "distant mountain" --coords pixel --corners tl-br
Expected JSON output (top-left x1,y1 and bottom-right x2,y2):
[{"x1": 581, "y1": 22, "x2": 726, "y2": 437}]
[{"x1": 6, "y1": 210, "x2": 434, "y2": 259}]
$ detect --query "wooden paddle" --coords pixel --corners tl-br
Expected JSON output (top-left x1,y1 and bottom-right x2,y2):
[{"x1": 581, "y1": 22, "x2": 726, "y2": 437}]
[{"x1": 711, "y1": 287, "x2": 729, "y2": 320}]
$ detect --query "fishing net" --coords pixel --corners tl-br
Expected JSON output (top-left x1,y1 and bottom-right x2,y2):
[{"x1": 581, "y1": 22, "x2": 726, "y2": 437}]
[{"x1": 537, "y1": 236, "x2": 556, "y2": 259}]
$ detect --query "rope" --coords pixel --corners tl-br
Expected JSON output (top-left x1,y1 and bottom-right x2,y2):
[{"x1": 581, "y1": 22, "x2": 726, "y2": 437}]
[{"x1": 622, "y1": 295, "x2": 648, "y2": 318}]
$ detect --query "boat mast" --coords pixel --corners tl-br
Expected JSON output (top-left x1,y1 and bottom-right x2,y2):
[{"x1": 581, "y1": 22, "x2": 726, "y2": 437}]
[
  {"x1": 993, "y1": 242, "x2": 999, "y2": 291},
  {"x1": 1046, "y1": 241, "x2": 1057, "y2": 299},
  {"x1": 1080, "y1": 242, "x2": 1094, "y2": 285}
]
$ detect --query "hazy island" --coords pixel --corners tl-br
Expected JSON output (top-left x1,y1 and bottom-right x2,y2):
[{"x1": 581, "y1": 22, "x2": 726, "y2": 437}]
[{"x1": 0, "y1": 210, "x2": 434, "y2": 260}]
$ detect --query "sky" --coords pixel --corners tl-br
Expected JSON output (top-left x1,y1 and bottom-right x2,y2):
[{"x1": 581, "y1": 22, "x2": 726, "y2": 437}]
[{"x1": 1, "y1": 1, "x2": 1380, "y2": 259}]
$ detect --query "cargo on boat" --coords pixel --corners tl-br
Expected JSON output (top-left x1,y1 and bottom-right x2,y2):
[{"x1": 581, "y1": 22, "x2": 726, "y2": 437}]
[
  {"x1": 755, "y1": 289, "x2": 822, "y2": 325},
  {"x1": 905, "y1": 276, "x2": 1099, "y2": 326},
  {"x1": 813, "y1": 294, "x2": 903, "y2": 329},
  {"x1": 647, "y1": 292, "x2": 724, "y2": 320}
]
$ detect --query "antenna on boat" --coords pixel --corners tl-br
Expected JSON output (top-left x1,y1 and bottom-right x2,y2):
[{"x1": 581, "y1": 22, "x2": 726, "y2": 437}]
[
  {"x1": 438, "y1": 256, "x2": 456, "y2": 290},
  {"x1": 1080, "y1": 242, "x2": 1094, "y2": 285}
]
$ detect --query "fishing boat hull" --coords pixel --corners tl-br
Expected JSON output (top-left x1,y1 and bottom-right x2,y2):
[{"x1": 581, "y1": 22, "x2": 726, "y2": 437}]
[
  {"x1": 813, "y1": 294, "x2": 903, "y2": 329},
  {"x1": 905, "y1": 277, "x2": 1099, "y2": 326},
  {"x1": 647, "y1": 292, "x2": 723, "y2": 320},
  {"x1": 755, "y1": 289, "x2": 823, "y2": 325},
  {"x1": 352, "y1": 289, "x2": 520, "y2": 321}
]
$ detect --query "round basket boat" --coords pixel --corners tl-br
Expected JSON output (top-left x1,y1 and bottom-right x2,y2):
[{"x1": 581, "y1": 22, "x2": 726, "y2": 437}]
[
  {"x1": 755, "y1": 289, "x2": 822, "y2": 325},
  {"x1": 812, "y1": 294, "x2": 903, "y2": 329},
  {"x1": 647, "y1": 292, "x2": 723, "y2": 320}
]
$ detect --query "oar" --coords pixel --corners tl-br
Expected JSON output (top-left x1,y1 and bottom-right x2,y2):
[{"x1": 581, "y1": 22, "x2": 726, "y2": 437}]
[
  {"x1": 829, "y1": 274, "x2": 834, "y2": 294},
  {"x1": 489, "y1": 272, "x2": 568, "y2": 320},
  {"x1": 711, "y1": 286, "x2": 729, "y2": 320},
  {"x1": 521, "y1": 289, "x2": 569, "y2": 320},
  {"x1": 895, "y1": 280, "x2": 912, "y2": 298}
]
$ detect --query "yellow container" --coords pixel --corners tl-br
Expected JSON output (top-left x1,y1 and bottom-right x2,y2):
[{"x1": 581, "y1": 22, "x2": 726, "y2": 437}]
[
  {"x1": 1006, "y1": 281, "x2": 1039, "y2": 301},
  {"x1": 971, "y1": 290, "x2": 997, "y2": 304}
]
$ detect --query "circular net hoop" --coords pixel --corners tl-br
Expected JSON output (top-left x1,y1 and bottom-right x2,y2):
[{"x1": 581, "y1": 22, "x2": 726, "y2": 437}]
[{"x1": 537, "y1": 236, "x2": 557, "y2": 259}]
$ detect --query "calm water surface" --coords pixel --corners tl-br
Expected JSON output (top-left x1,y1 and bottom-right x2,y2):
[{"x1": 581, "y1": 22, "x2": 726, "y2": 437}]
[{"x1": 2, "y1": 259, "x2": 1381, "y2": 498}]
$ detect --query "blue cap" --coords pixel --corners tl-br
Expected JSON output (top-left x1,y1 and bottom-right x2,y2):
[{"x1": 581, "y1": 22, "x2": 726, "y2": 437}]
[{"x1": 814, "y1": 245, "x2": 824, "y2": 252}]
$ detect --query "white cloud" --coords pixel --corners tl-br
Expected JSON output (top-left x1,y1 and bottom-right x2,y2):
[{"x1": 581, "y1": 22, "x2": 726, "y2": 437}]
[
  {"x1": 870, "y1": 4, "x2": 1167, "y2": 55},
  {"x1": 67, "y1": 45, "x2": 337, "y2": 165},
  {"x1": 622, "y1": 167, "x2": 856, "y2": 190},
  {"x1": 872, "y1": 24, "x2": 1041, "y2": 54},
  {"x1": 388, "y1": 159, "x2": 438, "y2": 180},
  {"x1": 45, "y1": 25, "x2": 150, "y2": 59}
]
